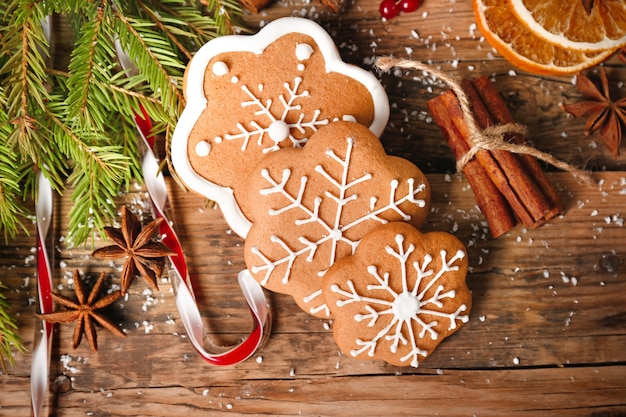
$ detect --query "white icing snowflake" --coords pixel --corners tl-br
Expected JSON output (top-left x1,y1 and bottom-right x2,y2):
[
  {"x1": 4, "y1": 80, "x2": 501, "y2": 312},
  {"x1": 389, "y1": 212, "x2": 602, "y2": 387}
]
[
  {"x1": 330, "y1": 232, "x2": 469, "y2": 367},
  {"x1": 248, "y1": 135, "x2": 428, "y2": 317},
  {"x1": 171, "y1": 18, "x2": 390, "y2": 239},
  {"x1": 218, "y1": 75, "x2": 332, "y2": 154}
]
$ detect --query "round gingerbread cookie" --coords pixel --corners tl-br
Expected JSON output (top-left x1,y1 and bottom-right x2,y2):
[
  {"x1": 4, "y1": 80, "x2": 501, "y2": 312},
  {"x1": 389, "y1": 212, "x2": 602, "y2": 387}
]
[
  {"x1": 322, "y1": 222, "x2": 471, "y2": 368},
  {"x1": 171, "y1": 17, "x2": 390, "y2": 238},
  {"x1": 243, "y1": 121, "x2": 430, "y2": 318}
]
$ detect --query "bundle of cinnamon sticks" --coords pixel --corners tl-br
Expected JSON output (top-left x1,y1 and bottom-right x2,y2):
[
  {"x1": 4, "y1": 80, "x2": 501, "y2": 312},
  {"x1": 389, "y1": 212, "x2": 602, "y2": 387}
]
[{"x1": 427, "y1": 76, "x2": 562, "y2": 238}]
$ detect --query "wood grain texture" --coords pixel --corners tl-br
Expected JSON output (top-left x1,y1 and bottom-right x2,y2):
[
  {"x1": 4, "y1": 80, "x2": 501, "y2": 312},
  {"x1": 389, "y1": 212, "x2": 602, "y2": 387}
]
[
  {"x1": 1, "y1": 0, "x2": 626, "y2": 415},
  {"x1": 2, "y1": 172, "x2": 625, "y2": 416}
]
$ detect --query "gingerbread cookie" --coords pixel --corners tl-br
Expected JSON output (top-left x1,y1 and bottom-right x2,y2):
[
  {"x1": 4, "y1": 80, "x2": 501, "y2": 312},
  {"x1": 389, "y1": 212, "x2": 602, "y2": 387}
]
[
  {"x1": 170, "y1": 17, "x2": 390, "y2": 238},
  {"x1": 243, "y1": 121, "x2": 430, "y2": 318},
  {"x1": 322, "y1": 222, "x2": 471, "y2": 368}
]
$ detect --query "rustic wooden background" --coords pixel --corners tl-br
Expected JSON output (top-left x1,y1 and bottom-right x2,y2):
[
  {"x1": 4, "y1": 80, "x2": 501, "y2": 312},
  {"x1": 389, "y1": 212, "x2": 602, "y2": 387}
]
[{"x1": 1, "y1": 0, "x2": 625, "y2": 416}]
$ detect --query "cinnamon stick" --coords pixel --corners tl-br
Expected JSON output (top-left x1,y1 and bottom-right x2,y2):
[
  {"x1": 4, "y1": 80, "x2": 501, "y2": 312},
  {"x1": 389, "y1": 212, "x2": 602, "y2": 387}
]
[
  {"x1": 427, "y1": 90, "x2": 517, "y2": 238},
  {"x1": 461, "y1": 78, "x2": 554, "y2": 227},
  {"x1": 233, "y1": 0, "x2": 273, "y2": 13},
  {"x1": 320, "y1": 0, "x2": 346, "y2": 13},
  {"x1": 427, "y1": 76, "x2": 563, "y2": 238},
  {"x1": 470, "y1": 77, "x2": 563, "y2": 223}
]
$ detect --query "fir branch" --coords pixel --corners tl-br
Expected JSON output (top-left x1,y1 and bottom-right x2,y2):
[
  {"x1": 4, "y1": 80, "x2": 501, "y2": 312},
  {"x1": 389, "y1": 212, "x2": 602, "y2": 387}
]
[
  {"x1": 136, "y1": 0, "x2": 229, "y2": 55},
  {"x1": 1, "y1": 2, "x2": 48, "y2": 143},
  {"x1": 65, "y1": 145, "x2": 129, "y2": 246},
  {"x1": 0, "y1": 0, "x2": 66, "y2": 190},
  {"x1": 0, "y1": 142, "x2": 29, "y2": 241},
  {"x1": 43, "y1": 92, "x2": 131, "y2": 246},
  {"x1": 136, "y1": 0, "x2": 196, "y2": 61},
  {"x1": 0, "y1": 85, "x2": 29, "y2": 241},
  {"x1": 0, "y1": 0, "x2": 247, "y2": 247},
  {"x1": 113, "y1": 11, "x2": 186, "y2": 120},
  {"x1": 201, "y1": 0, "x2": 245, "y2": 36},
  {"x1": 64, "y1": 2, "x2": 118, "y2": 133},
  {"x1": 0, "y1": 281, "x2": 26, "y2": 372},
  {"x1": 0, "y1": 0, "x2": 246, "y2": 374}
]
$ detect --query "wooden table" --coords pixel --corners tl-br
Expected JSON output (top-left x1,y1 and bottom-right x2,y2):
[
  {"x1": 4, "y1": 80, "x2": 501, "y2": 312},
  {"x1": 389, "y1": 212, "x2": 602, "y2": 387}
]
[{"x1": 1, "y1": 1, "x2": 625, "y2": 415}]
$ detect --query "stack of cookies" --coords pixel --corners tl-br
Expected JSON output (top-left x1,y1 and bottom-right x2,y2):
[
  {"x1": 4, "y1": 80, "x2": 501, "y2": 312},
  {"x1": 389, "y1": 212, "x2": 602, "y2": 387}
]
[{"x1": 171, "y1": 17, "x2": 471, "y2": 368}]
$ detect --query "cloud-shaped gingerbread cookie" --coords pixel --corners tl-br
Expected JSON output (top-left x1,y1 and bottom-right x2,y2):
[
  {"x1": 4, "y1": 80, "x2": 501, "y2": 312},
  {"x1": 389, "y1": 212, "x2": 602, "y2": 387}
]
[
  {"x1": 243, "y1": 121, "x2": 430, "y2": 318},
  {"x1": 171, "y1": 17, "x2": 390, "y2": 238},
  {"x1": 323, "y1": 222, "x2": 471, "y2": 368}
]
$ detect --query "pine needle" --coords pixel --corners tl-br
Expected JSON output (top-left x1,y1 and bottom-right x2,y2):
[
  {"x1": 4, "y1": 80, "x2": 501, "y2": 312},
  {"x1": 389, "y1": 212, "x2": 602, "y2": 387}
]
[
  {"x1": 0, "y1": 0, "x2": 246, "y2": 352},
  {"x1": 0, "y1": 0, "x2": 245, "y2": 247},
  {"x1": 0, "y1": 282, "x2": 26, "y2": 372}
]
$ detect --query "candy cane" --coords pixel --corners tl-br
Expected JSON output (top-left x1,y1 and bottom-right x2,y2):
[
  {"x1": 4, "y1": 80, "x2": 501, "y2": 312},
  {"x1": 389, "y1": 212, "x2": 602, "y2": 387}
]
[
  {"x1": 30, "y1": 15, "x2": 55, "y2": 416},
  {"x1": 30, "y1": 171, "x2": 54, "y2": 417},
  {"x1": 125, "y1": 47, "x2": 270, "y2": 364}
]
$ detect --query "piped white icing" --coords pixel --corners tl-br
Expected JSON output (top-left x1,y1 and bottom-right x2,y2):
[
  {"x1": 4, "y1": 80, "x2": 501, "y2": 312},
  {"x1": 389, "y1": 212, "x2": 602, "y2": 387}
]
[
  {"x1": 195, "y1": 140, "x2": 211, "y2": 157},
  {"x1": 212, "y1": 61, "x2": 229, "y2": 76},
  {"x1": 249, "y1": 136, "x2": 427, "y2": 317},
  {"x1": 223, "y1": 77, "x2": 324, "y2": 154},
  {"x1": 171, "y1": 17, "x2": 390, "y2": 239},
  {"x1": 268, "y1": 120, "x2": 290, "y2": 143},
  {"x1": 295, "y1": 43, "x2": 314, "y2": 61},
  {"x1": 330, "y1": 232, "x2": 469, "y2": 367}
]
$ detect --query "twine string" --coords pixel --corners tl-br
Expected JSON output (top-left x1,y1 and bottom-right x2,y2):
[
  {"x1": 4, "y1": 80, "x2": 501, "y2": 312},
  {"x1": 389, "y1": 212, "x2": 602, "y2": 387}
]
[{"x1": 374, "y1": 57, "x2": 594, "y2": 185}]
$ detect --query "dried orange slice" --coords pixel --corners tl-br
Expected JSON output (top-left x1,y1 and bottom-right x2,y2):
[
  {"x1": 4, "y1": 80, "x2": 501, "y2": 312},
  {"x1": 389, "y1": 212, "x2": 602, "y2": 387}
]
[
  {"x1": 473, "y1": 0, "x2": 618, "y2": 75},
  {"x1": 509, "y1": 0, "x2": 626, "y2": 52}
]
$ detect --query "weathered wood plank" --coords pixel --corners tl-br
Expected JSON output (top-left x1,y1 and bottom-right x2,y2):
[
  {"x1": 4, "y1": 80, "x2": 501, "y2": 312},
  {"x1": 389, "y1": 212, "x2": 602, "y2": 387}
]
[
  {"x1": 244, "y1": 0, "x2": 626, "y2": 173},
  {"x1": 3, "y1": 366, "x2": 625, "y2": 416},
  {"x1": 2, "y1": 1, "x2": 626, "y2": 414},
  {"x1": 1, "y1": 172, "x2": 624, "y2": 415},
  {"x1": 48, "y1": 0, "x2": 626, "y2": 174}
]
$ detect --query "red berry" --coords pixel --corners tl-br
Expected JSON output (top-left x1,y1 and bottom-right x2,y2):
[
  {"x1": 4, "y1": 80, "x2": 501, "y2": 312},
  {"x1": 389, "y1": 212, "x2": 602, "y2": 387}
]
[
  {"x1": 399, "y1": 0, "x2": 420, "y2": 13},
  {"x1": 379, "y1": 0, "x2": 399, "y2": 19}
]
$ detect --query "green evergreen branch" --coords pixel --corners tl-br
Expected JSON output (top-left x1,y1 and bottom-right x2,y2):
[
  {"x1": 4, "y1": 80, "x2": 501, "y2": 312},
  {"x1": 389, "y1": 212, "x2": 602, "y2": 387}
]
[
  {"x1": 0, "y1": 0, "x2": 246, "y2": 248},
  {"x1": 0, "y1": 1, "x2": 67, "y2": 195},
  {"x1": 1, "y1": 2, "x2": 50, "y2": 149},
  {"x1": 114, "y1": 11, "x2": 186, "y2": 120},
  {"x1": 0, "y1": 85, "x2": 29, "y2": 241},
  {"x1": 65, "y1": 3, "x2": 115, "y2": 133},
  {"x1": 204, "y1": 0, "x2": 246, "y2": 36},
  {"x1": 136, "y1": 0, "x2": 196, "y2": 61},
  {"x1": 0, "y1": 282, "x2": 26, "y2": 372},
  {"x1": 0, "y1": 144, "x2": 29, "y2": 241},
  {"x1": 43, "y1": 95, "x2": 131, "y2": 246},
  {"x1": 0, "y1": 0, "x2": 246, "y2": 371},
  {"x1": 65, "y1": 144, "x2": 129, "y2": 246}
]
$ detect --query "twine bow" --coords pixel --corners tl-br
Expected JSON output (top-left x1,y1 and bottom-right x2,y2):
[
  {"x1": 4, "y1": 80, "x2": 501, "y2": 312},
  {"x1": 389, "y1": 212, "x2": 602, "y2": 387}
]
[{"x1": 375, "y1": 57, "x2": 594, "y2": 186}]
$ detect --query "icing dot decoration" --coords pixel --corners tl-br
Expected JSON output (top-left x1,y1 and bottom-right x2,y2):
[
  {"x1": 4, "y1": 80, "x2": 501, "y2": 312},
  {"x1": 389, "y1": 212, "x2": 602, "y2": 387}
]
[
  {"x1": 212, "y1": 61, "x2": 229, "y2": 76},
  {"x1": 392, "y1": 292, "x2": 420, "y2": 323},
  {"x1": 195, "y1": 140, "x2": 211, "y2": 157},
  {"x1": 268, "y1": 120, "x2": 290, "y2": 143},
  {"x1": 324, "y1": 223, "x2": 471, "y2": 368},
  {"x1": 295, "y1": 43, "x2": 314, "y2": 61}
]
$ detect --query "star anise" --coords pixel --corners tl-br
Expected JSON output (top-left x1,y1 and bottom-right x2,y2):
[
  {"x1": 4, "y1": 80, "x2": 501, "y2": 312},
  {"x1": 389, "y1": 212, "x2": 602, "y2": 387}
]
[
  {"x1": 561, "y1": 67, "x2": 626, "y2": 156},
  {"x1": 35, "y1": 270, "x2": 126, "y2": 352},
  {"x1": 91, "y1": 206, "x2": 176, "y2": 295}
]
